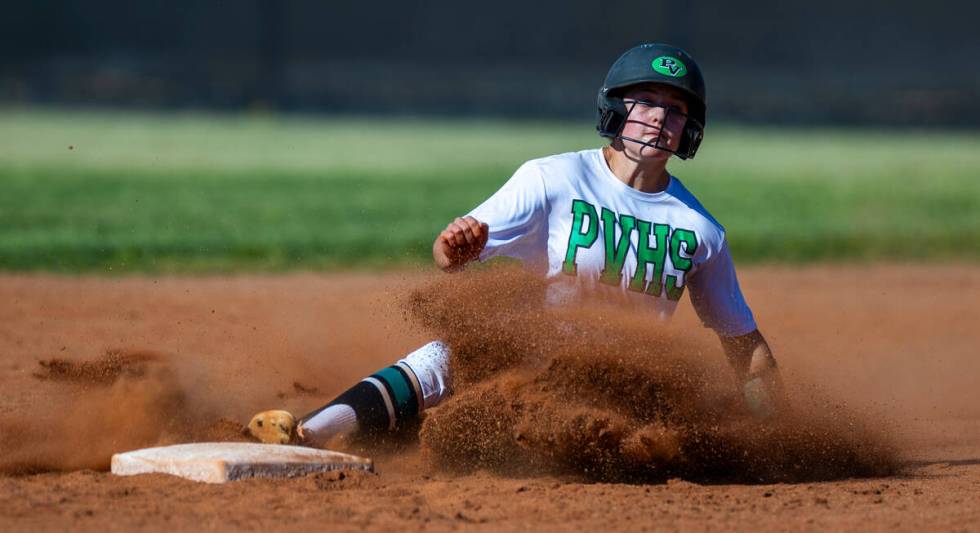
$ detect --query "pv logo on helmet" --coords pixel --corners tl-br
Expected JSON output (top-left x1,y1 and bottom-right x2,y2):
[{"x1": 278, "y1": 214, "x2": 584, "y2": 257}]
[{"x1": 652, "y1": 56, "x2": 687, "y2": 77}]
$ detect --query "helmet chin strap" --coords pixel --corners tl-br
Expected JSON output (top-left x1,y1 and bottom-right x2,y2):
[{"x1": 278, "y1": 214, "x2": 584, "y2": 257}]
[{"x1": 616, "y1": 133, "x2": 674, "y2": 154}]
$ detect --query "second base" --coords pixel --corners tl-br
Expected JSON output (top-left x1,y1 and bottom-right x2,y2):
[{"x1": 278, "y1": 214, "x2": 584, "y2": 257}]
[{"x1": 111, "y1": 442, "x2": 373, "y2": 484}]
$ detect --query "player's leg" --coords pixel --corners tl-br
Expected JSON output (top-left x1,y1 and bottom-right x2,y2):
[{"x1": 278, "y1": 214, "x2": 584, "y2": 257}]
[
  {"x1": 247, "y1": 341, "x2": 452, "y2": 446},
  {"x1": 299, "y1": 340, "x2": 452, "y2": 445}
]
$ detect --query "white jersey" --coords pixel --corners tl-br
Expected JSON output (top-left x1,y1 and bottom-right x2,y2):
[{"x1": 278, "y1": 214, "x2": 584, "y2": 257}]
[{"x1": 467, "y1": 148, "x2": 756, "y2": 337}]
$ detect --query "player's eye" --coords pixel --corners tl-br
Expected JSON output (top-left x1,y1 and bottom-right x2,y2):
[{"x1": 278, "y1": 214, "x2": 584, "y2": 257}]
[
  {"x1": 624, "y1": 98, "x2": 655, "y2": 107},
  {"x1": 625, "y1": 99, "x2": 686, "y2": 115}
]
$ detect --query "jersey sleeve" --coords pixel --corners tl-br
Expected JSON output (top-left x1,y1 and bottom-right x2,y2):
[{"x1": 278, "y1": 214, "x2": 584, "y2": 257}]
[
  {"x1": 466, "y1": 161, "x2": 549, "y2": 263},
  {"x1": 687, "y1": 239, "x2": 757, "y2": 337}
]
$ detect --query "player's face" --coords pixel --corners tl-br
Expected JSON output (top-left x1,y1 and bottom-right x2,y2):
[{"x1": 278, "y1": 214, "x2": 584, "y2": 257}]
[{"x1": 619, "y1": 85, "x2": 690, "y2": 160}]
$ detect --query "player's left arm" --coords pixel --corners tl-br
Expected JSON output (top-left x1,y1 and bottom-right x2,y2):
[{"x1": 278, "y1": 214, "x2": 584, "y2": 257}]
[
  {"x1": 718, "y1": 329, "x2": 788, "y2": 419},
  {"x1": 686, "y1": 238, "x2": 788, "y2": 419}
]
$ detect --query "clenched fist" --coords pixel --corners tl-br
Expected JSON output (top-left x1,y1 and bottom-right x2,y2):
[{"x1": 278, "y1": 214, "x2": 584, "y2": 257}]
[{"x1": 432, "y1": 216, "x2": 489, "y2": 272}]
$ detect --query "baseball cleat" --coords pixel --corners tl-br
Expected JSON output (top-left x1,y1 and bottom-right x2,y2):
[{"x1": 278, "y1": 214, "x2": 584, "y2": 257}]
[{"x1": 244, "y1": 409, "x2": 299, "y2": 445}]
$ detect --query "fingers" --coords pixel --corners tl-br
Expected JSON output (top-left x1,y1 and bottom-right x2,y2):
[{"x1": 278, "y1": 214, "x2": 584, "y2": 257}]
[
  {"x1": 433, "y1": 216, "x2": 489, "y2": 271},
  {"x1": 442, "y1": 216, "x2": 486, "y2": 248},
  {"x1": 449, "y1": 216, "x2": 483, "y2": 246}
]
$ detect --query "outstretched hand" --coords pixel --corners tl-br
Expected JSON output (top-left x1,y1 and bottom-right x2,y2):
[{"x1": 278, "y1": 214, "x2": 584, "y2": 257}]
[
  {"x1": 719, "y1": 329, "x2": 789, "y2": 420},
  {"x1": 432, "y1": 216, "x2": 489, "y2": 272}
]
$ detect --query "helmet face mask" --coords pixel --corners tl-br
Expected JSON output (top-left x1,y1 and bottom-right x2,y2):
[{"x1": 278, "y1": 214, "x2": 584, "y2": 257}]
[
  {"x1": 612, "y1": 98, "x2": 704, "y2": 159},
  {"x1": 596, "y1": 43, "x2": 707, "y2": 160}
]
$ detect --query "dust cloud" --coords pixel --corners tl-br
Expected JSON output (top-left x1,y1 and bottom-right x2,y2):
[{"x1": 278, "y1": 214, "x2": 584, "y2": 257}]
[
  {"x1": 1, "y1": 267, "x2": 899, "y2": 482},
  {"x1": 0, "y1": 350, "x2": 245, "y2": 474},
  {"x1": 408, "y1": 266, "x2": 899, "y2": 482}
]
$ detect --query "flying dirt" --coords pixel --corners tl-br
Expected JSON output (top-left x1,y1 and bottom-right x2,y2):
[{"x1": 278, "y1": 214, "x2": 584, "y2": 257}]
[
  {"x1": 1, "y1": 267, "x2": 978, "y2": 530},
  {"x1": 408, "y1": 266, "x2": 898, "y2": 482},
  {"x1": 0, "y1": 350, "x2": 245, "y2": 474},
  {"x1": 1, "y1": 267, "x2": 897, "y2": 482}
]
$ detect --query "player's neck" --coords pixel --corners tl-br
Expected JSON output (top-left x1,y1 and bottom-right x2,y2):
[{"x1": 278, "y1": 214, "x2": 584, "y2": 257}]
[{"x1": 602, "y1": 145, "x2": 671, "y2": 194}]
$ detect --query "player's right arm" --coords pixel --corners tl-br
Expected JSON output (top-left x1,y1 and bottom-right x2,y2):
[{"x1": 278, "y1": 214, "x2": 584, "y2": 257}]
[
  {"x1": 432, "y1": 216, "x2": 489, "y2": 272},
  {"x1": 434, "y1": 159, "x2": 549, "y2": 272}
]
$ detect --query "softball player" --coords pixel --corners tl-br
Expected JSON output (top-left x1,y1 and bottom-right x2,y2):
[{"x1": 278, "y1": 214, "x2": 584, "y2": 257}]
[{"x1": 247, "y1": 43, "x2": 786, "y2": 447}]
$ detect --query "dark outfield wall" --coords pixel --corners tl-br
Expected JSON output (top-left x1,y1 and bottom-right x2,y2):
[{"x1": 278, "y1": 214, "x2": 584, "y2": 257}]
[{"x1": 2, "y1": 0, "x2": 977, "y2": 126}]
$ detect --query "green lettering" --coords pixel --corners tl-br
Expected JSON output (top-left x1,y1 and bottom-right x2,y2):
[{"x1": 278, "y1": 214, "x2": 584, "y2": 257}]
[
  {"x1": 664, "y1": 229, "x2": 698, "y2": 301},
  {"x1": 664, "y1": 274, "x2": 684, "y2": 301},
  {"x1": 599, "y1": 208, "x2": 637, "y2": 286},
  {"x1": 562, "y1": 200, "x2": 599, "y2": 275},
  {"x1": 628, "y1": 220, "x2": 670, "y2": 296}
]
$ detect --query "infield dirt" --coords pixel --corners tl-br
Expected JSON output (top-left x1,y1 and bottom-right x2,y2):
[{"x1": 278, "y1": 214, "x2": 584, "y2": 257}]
[{"x1": 1, "y1": 265, "x2": 978, "y2": 531}]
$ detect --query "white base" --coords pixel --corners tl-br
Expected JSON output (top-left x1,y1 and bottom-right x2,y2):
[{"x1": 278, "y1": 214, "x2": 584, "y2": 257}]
[{"x1": 111, "y1": 442, "x2": 373, "y2": 484}]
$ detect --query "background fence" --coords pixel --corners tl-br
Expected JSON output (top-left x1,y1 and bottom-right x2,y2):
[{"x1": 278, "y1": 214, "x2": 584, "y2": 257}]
[{"x1": 3, "y1": 0, "x2": 978, "y2": 125}]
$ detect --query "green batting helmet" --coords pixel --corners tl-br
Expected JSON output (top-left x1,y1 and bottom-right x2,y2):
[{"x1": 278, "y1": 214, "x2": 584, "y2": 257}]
[{"x1": 596, "y1": 43, "x2": 707, "y2": 159}]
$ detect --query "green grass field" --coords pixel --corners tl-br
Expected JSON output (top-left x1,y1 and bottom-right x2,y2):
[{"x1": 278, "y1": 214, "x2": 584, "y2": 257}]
[{"x1": 1, "y1": 107, "x2": 978, "y2": 272}]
